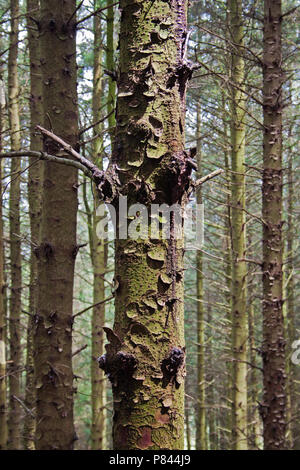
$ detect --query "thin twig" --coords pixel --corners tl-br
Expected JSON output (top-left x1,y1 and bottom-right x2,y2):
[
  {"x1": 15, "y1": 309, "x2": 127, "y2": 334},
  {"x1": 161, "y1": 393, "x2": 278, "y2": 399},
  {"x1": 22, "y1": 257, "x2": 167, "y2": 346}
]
[
  {"x1": 73, "y1": 295, "x2": 114, "y2": 319},
  {"x1": 76, "y1": 2, "x2": 119, "y2": 26},
  {"x1": 72, "y1": 344, "x2": 88, "y2": 357},
  {"x1": 36, "y1": 125, "x2": 101, "y2": 176},
  {"x1": 0, "y1": 150, "x2": 93, "y2": 178},
  {"x1": 194, "y1": 168, "x2": 224, "y2": 187}
]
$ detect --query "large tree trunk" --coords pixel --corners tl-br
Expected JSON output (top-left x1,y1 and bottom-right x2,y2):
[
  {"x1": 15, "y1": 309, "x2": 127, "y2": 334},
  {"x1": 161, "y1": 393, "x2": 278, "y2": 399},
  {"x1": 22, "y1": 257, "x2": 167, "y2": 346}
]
[
  {"x1": 99, "y1": 0, "x2": 191, "y2": 450},
  {"x1": 228, "y1": 0, "x2": 248, "y2": 450},
  {"x1": 7, "y1": 0, "x2": 22, "y2": 450},
  {"x1": 24, "y1": 0, "x2": 43, "y2": 449},
  {"x1": 90, "y1": 0, "x2": 106, "y2": 450},
  {"x1": 262, "y1": 0, "x2": 286, "y2": 450},
  {"x1": 34, "y1": 0, "x2": 78, "y2": 450}
]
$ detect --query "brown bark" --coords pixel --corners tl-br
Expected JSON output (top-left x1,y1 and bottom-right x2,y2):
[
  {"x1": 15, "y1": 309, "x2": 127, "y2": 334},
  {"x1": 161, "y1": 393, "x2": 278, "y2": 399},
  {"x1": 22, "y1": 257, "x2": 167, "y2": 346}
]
[
  {"x1": 24, "y1": 0, "x2": 43, "y2": 450},
  {"x1": 262, "y1": 0, "x2": 286, "y2": 450},
  {"x1": 34, "y1": 0, "x2": 78, "y2": 450}
]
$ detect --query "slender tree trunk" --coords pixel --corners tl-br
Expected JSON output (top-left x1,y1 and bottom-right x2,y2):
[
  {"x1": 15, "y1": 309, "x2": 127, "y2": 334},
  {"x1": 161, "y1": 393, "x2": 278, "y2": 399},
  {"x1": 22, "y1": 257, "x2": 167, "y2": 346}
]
[
  {"x1": 0, "y1": 52, "x2": 7, "y2": 450},
  {"x1": 228, "y1": 0, "x2": 248, "y2": 450},
  {"x1": 106, "y1": 0, "x2": 116, "y2": 141},
  {"x1": 247, "y1": 291, "x2": 261, "y2": 449},
  {"x1": 185, "y1": 398, "x2": 191, "y2": 450},
  {"x1": 8, "y1": 0, "x2": 22, "y2": 449},
  {"x1": 222, "y1": 90, "x2": 233, "y2": 445},
  {"x1": 261, "y1": 0, "x2": 286, "y2": 450},
  {"x1": 99, "y1": 0, "x2": 191, "y2": 450},
  {"x1": 90, "y1": 0, "x2": 106, "y2": 450},
  {"x1": 285, "y1": 132, "x2": 295, "y2": 449},
  {"x1": 24, "y1": 0, "x2": 43, "y2": 449},
  {"x1": 34, "y1": 0, "x2": 78, "y2": 450},
  {"x1": 195, "y1": 101, "x2": 206, "y2": 450},
  {"x1": 206, "y1": 297, "x2": 216, "y2": 450}
]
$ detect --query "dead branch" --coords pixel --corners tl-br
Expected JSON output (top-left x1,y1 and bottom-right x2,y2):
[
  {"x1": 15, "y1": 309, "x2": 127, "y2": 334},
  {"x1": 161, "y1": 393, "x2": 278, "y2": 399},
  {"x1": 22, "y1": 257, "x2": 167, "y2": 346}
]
[
  {"x1": 0, "y1": 150, "x2": 93, "y2": 178},
  {"x1": 194, "y1": 168, "x2": 224, "y2": 187}
]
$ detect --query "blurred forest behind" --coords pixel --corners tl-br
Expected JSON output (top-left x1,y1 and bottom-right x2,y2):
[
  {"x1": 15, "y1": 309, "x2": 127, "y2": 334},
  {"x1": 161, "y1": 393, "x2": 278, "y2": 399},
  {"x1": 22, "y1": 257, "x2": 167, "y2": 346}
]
[{"x1": 0, "y1": 0, "x2": 299, "y2": 451}]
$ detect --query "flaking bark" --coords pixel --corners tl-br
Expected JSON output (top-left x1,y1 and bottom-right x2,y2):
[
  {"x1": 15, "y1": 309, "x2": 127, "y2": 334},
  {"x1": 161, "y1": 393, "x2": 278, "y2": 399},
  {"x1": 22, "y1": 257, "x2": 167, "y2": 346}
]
[{"x1": 99, "y1": 0, "x2": 192, "y2": 450}]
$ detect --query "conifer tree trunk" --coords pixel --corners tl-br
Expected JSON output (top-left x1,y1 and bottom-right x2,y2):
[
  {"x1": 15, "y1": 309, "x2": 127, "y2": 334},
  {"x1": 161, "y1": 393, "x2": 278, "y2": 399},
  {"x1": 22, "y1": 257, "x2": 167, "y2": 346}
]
[
  {"x1": 7, "y1": 0, "x2": 22, "y2": 449},
  {"x1": 24, "y1": 0, "x2": 43, "y2": 449},
  {"x1": 90, "y1": 0, "x2": 106, "y2": 450},
  {"x1": 228, "y1": 0, "x2": 248, "y2": 450},
  {"x1": 262, "y1": 0, "x2": 286, "y2": 450},
  {"x1": 247, "y1": 285, "x2": 261, "y2": 449},
  {"x1": 99, "y1": 0, "x2": 191, "y2": 450},
  {"x1": 34, "y1": 0, "x2": 78, "y2": 450},
  {"x1": 0, "y1": 50, "x2": 7, "y2": 450},
  {"x1": 285, "y1": 130, "x2": 295, "y2": 449},
  {"x1": 221, "y1": 91, "x2": 233, "y2": 443},
  {"x1": 195, "y1": 102, "x2": 206, "y2": 450},
  {"x1": 106, "y1": 0, "x2": 116, "y2": 140}
]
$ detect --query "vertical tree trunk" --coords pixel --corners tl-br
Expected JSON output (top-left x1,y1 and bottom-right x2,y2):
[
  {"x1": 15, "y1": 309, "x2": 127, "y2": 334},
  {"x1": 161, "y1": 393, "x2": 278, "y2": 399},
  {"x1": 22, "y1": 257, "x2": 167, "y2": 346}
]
[
  {"x1": 99, "y1": 0, "x2": 191, "y2": 450},
  {"x1": 247, "y1": 291, "x2": 261, "y2": 449},
  {"x1": 285, "y1": 131, "x2": 295, "y2": 449},
  {"x1": 206, "y1": 297, "x2": 216, "y2": 450},
  {"x1": 24, "y1": 0, "x2": 43, "y2": 449},
  {"x1": 222, "y1": 90, "x2": 233, "y2": 444},
  {"x1": 106, "y1": 0, "x2": 116, "y2": 141},
  {"x1": 195, "y1": 101, "x2": 206, "y2": 450},
  {"x1": 34, "y1": 0, "x2": 78, "y2": 450},
  {"x1": 7, "y1": 0, "x2": 22, "y2": 450},
  {"x1": 90, "y1": 0, "x2": 106, "y2": 450},
  {"x1": 228, "y1": 0, "x2": 248, "y2": 450},
  {"x1": 0, "y1": 51, "x2": 7, "y2": 450},
  {"x1": 262, "y1": 0, "x2": 286, "y2": 450}
]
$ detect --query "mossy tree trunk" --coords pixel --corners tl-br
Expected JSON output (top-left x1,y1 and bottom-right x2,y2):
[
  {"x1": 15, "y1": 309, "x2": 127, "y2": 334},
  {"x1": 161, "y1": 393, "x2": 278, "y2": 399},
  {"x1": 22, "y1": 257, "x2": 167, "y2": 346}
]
[
  {"x1": 34, "y1": 0, "x2": 78, "y2": 450},
  {"x1": 8, "y1": 0, "x2": 22, "y2": 450},
  {"x1": 228, "y1": 0, "x2": 248, "y2": 450},
  {"x1": 262, "y1": 0, "x2": 286, "y2": 450},
  {"x1": 24, "y1": 0, "x2": 43, "y2": 449},
  {"x1": 99, "y1": 0, "x2": 192, "y2": 450}
]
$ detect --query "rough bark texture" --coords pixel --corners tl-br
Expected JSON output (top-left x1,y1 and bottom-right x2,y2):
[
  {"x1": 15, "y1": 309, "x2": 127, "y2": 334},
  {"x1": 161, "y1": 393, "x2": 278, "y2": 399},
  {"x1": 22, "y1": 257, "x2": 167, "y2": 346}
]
[
  {"x1": 99, "y1": 0, "x2": 191, "y2": 450},
  {"x1": 262, "y1": 0, "x2": 286, "y2": 450},
  {"x1": 24, "y1": 0, "x2": 43, "y2": 449},
  {"x1": 195, "y1": 102, "x2": 206, "y2": 450},
  {"x1": 7, "y1": 0, "x2": 22, "y2": 450},
  {"x1": 229, "y1": 0, "x2": 248, "y2": 450},
  {"x1": 90, "y1": 0, "x2": 106, "y2": 450},
  {"x1": 34, "y1": 0, "x2": 78, "y2": 450}
]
